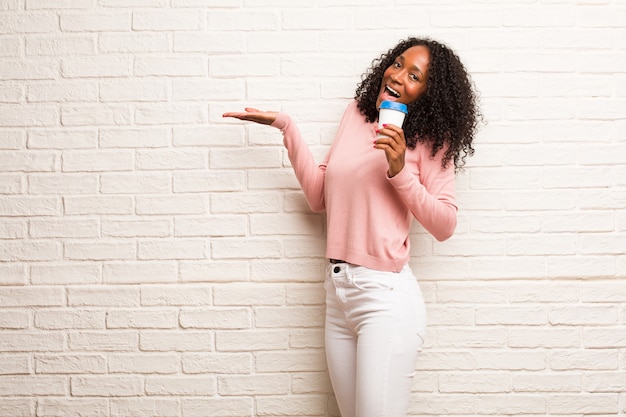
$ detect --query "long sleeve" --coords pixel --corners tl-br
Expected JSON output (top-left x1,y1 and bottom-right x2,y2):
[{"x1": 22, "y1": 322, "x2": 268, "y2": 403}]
[
  {"x1": 271, "y1": 112, "x2": 327, "y2": 212},
  {"x1": 387, "y1": 146, "x2": 458, "y2": 242}
]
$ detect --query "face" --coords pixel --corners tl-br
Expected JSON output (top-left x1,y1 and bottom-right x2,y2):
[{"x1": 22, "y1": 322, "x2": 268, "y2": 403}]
[{"x1": 376, "y1": 45, "x2": 431, "y2": 109}]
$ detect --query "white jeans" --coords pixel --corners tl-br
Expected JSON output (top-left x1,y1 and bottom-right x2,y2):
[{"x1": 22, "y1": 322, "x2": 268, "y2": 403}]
[{"x1": 324, "y1": 262, "x2": 426, "y2": 417}]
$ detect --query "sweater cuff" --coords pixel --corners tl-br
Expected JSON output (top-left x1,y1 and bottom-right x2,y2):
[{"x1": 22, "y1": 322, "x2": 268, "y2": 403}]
[
  {"x1": 271, "y1": 112, "x2": 291, "y2": 131},
  {"x1": 387, "y1": 165, "x2": 413, "y2": 188}
]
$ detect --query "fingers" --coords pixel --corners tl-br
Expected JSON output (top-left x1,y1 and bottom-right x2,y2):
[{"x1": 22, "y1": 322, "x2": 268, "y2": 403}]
[
  {"x1": 222, "y1": 109, "x2": 277, "y2": 125},
  {"x1": 374, "y1": 124, "x2": 406, "y2": 151}
]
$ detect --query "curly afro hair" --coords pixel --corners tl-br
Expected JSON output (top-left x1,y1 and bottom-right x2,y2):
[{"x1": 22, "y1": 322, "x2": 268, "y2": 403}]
[{"x1": 355, "y1": 37, "x2": 481, "y2": 171}]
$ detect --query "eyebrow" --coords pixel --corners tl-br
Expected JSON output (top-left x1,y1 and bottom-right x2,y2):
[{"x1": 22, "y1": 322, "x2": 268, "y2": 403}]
[{"x1": 398, "y1": 54, "x2": 424, "y2": 78}]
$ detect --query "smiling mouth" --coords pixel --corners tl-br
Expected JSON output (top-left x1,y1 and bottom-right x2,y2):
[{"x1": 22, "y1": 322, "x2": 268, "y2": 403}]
[{"x1": 384, "y1": 85, "x2": 400, "y2": 99}]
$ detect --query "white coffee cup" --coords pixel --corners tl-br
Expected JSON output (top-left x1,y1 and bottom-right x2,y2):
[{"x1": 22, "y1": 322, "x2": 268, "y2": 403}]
[{"x1": 377, "y1": 100, "x2": 408, "y2": 138}]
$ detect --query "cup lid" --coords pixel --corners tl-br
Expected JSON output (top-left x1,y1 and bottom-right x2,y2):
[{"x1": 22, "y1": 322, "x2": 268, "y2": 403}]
[{"x1": 380, "y1": 100, "x2": 408, "y2": 113}]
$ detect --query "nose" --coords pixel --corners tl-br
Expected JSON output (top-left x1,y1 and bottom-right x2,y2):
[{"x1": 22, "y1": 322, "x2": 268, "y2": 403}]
[{"x1": 389, "y1": 69, "x2": 404, "y2": 84}]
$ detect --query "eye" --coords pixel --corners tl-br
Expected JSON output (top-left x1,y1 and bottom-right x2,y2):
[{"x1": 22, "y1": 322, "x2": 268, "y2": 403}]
[
  {"x1": 410, "y1": 73, "x2": 420, "y2": 82},
  {"x1": 393, "y1": 61, "x2": 401, "y2": 68}
]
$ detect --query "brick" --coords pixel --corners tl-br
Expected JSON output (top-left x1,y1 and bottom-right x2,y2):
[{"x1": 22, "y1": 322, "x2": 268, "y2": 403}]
[
  {"x1": 255, "y1": 350, "x2": 326, "y2": 372},
  {"x1": 0, "y1": 129, "x2": 26, "y2": 149},
  {"x1": 179, "y1": 260, "x2": 250, "y2": 283},
  {"x1": 473, "y1": 350, "x2": 545, "y2": 371},
  {"x1": 439, "y1": 372, "x2": 511, "y2": 393},
  {"x1": 35, "y1": 354, "x2": 107, "y2": 374},
  {"x1": 0, "y1": 263, "x2": 27, "y2": 285},
  {"x1": 215, "y1": 329, "x2": 289, "y2": 352},
  {"x1": 513, "y1": 372, "x2": 581, "y2": 392},
  {"x1": 0, "y1": 331, "x2": 65, "y2": 352},
  {"x1": 108, "y1": 353, "x2": 179, "y2": 374},
  {"x1": 182, "y1": 398, "x2": 253, "y2": 417},
  {"x1": 0, "y1": 310, "x2": 29, "y2": 329},
  {"x1": 140, "y1": 331, "x2": 213, "y2": 352},
  {"x1": 174, "y1": 171, "x2": 245, "y2": 193},
  {"x1": 251, "y1": 213, "x2": 324, "y2": 236},
  {"x1": 546, "y1": 394, "x2": 618, "y2": 414},
  {"x1": 99, "y1": 127, "x2": 170, "y2": 148},
  {"x1": 583, "y1": 371, "x2": 626, "y2": 392},
  {"x1": 0, "y1": 286, "x2": 64, "y2": 307},
  {"x1": 0, "y1": 399, "x2": 33, "y2": 417},
  {"x1": 583, "y1": 327, "x2": 626, "y2": 349},
  {"x1": 64, "y1": 151, "x2": 133, "y2": 173},
  {"x1": 210, "y1": 192, "x2": 282, "y2": 214},
  {"x1": 99, "y1": 0, "x2": 166, "y2": 6},
  {"x1": 31, "y1": 263, "x2": 101, "y2": 285},
  {"x1": 476, "y1": 306, "x2": 546, "y2": 325},
  {"x1": 132, "y1": 10, "x2": 203, "y2": 31},
  {"x1": 0, "y1": 354, "x2": 30, "y2": 374},
  {"x1": 210, "y1": 147, "x2": 282, "y2": 169},
  {"x1": 255, "y1": 306, "x2": 324, "y2": 328},
  {"x1": 99, "y1": 79, "x2": 168, "y2": 102},
  {"x1": 64, "y1": 241, "x2": 135, "y2": 261},
  {"x1": 64, "y1": 196, "x2": 134, "y2": 215},
  {"x1": 61, "y1": 12, "x2": 131, "y2": 32},
  {"x1": 0, "y1": 376, "x2": 67, "y2": 395},
  {"x1": 289, "y1": 329, "x2": 324, "y2": 349},
  {"x1": 0, "y1": 105, "x2": 58, "y2": 127},
  {"x1": 137, "y1": 149, "x2": 206, "y2": 170},
  {"x1": 475, "y1": 394, "x2": 546, "y2": 414},
  {"x1": 433, "y1": 327, "x2": 508, "y2": 349},
  {"x1": 256, "y1": 395, "x2": 326, "y2": 416},
  {"x1": 68, "y1": 286, "x2": 140, "y2": 307},
  {"x1": 213, "y1": 283, "x2": 285, "y2": 306},
  {"x1": 34, "y1": 309, "x2": 105, "y2": 329},
  {"x1": 218, "y1": 374, "x2": 289, "y2": 396},
  {"x1": 110, "y1": 398, "x2": 180, "y2": 417},
  {"x1": 0, "y1": 174, "x2": 23, "y2": 194},
  {"x1": 141, "y1": 284, "x2": 213, "y2": 306},
  {"x1": 138, "y1": 239, "x2": 207, "y2": 260},
  {"x1": 135, "y1": 103, "x2": 207, "y2": 125},
  {"x1": 61, "y1": 56, "x2": 132, "y2": 78},
  {"x1": 61, "y1": 105, "x2": 132, "y2": 126},
  {"x1": 28, "y1": 81, "x2": 99, "y2": 103},
  {"x1": 209, "y1": 55, "x2": 279, "y2": 77},
  {"x1": 0, "y1": 219, "x2": 25, "y2": 239},
  {"x1": 26, "y1": 35, "x2": 95, "y2": 56},
  {"x1": 71, "y1": 375, "x2": 143, "y2": 397},
  {"x1": 182, "y1": 353, "x2": 251, "y2": 374},
  {"x1": 250, "y1": 260, "x2": 325, "y2": 282},
  {"x1": 103, "y1": 262, "x2": 178, "y2": 284},
  {"x1": 27, "y1": 0, "x2": 91, "y2": 9},
  {"x1": 175, "y1": 215, "x2": 246, "y2": 238},
  {"x1": 145, "y1": 375, "x2": 216, "y2": 395},
  {"x1": 37, "y1": 398, "x2": 108, "y2": 417},
  {"x1": 172, "y1": 77, "x2": 246, "y2": 102},
  {"x1": 0, "y1": 151, "x2": 55, "y2": 172},
  {"x1": 174, "y1": 32, "x2": 245, "y2": 53},
  {"x1": 211, "y1": 238, "x2": 282, "y2": 260},
  {"x1": 290, "y1": 372, "x2": 332, "y2": 394},
  {"x1": 179, "y1": 308, "x2": 251, "y2": 329},
  {"x1": 28, "y1": 129, "x2": 98, "y2": 149},
  {"x1": 68, "y1": 331, "x2": 138, "y2": 352},
  {"x1": 29, "y1": 218, "x2": 99, "y2": 237},
  {"x1": 0, "y1": 37, "x2": 21, "y2": 57},
  {"x1": 99, "y1": 33, "x2": 169, "y2": 53},
  {"x1": 106, "y1": 308, "x2": 178, "y2": 329},
  {"x1": 0, "y1": 58, "x2": 57, "y2": 80},
  {"x1": 100, "y1": 173, "x2": 170, "y2": 194},
  {"x1": 549, "y1": 305, "x2": 618, "y2": 326}
]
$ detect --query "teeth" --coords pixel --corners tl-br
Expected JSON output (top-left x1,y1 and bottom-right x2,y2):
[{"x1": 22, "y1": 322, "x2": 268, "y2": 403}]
[{"x1": 386, "y1": 86, "x2": 400, "y2": 98}]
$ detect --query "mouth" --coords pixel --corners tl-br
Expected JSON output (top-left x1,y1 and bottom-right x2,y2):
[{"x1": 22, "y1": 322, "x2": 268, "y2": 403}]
[{"x1": 384, "y1": 85, "x2": 401, "y2": 99}]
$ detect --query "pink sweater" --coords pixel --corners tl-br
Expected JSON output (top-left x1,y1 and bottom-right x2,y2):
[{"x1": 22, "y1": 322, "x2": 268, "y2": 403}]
[{"x1": 272, "y1": 100, "x2": 458, "y2": 272}]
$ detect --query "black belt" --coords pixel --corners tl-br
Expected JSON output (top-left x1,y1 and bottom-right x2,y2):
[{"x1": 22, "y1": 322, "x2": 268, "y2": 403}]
[{"x1": 329, "y1": 259, "x2": 346, "y2": 264}]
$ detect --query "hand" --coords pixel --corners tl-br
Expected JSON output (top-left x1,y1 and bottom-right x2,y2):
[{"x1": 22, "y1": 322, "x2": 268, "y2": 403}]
[
  {"x1": 373, "y1": 124, "x2": 407, "y2": 178},
  {"x1": 222, "y1": 108, "x2": 278, "y2": 126}
]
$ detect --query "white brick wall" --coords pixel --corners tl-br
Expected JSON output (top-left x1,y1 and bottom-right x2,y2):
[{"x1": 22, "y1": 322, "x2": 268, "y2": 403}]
[{"x1": 0, "y1": 1, "x2": 624, "y2": 416}]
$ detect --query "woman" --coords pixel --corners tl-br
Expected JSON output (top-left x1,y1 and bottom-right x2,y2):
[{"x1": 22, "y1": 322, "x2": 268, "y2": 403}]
[{"x1": 224, "y1": 37, "x2": 480, "y2": 417}]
